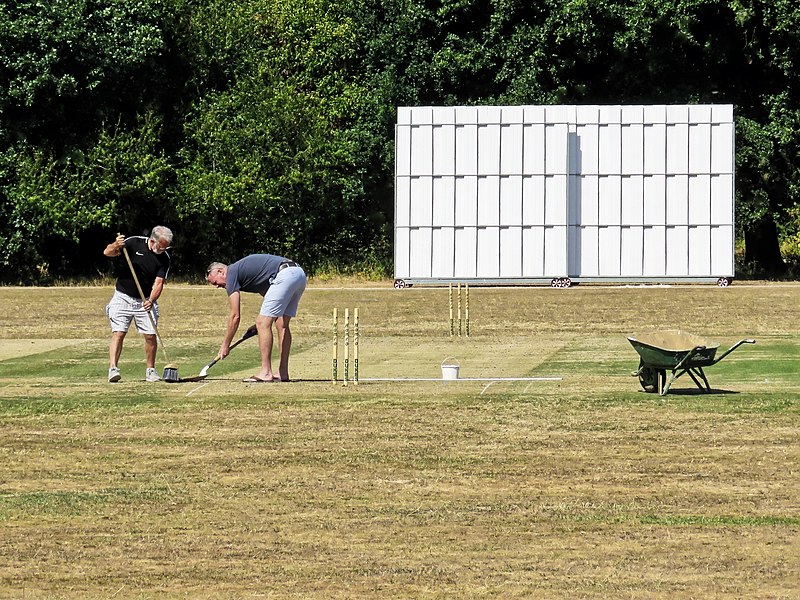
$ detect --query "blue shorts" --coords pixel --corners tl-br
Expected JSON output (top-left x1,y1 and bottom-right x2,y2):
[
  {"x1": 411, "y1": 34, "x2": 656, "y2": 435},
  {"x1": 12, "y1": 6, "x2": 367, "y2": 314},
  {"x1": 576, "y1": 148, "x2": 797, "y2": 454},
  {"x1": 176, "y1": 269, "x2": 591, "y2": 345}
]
[{"x1": 260, "y1": 265, "x2": 307, "y2": 318}]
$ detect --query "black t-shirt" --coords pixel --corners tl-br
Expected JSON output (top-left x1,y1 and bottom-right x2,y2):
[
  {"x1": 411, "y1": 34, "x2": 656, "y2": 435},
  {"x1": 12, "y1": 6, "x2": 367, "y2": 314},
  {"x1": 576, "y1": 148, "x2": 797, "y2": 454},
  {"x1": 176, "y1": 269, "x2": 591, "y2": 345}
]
[{"x1": 113, "y1": 236, "x2": 170, "y2": 299}]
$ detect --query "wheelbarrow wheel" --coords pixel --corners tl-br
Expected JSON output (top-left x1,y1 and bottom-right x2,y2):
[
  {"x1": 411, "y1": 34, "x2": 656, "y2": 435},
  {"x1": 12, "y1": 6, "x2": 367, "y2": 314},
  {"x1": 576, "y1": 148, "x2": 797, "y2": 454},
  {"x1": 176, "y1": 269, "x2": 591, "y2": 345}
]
[{"x1": 638, "y1": 361, "x2": 660, "y2": 393}]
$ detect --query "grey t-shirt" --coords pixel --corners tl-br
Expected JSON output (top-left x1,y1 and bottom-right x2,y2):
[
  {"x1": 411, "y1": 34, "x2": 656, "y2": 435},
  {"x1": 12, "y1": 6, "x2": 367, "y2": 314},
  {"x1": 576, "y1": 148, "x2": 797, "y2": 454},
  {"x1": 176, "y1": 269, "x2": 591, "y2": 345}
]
[{"x1": 225, "y1": 254, "x2": 286, "y2": 296}]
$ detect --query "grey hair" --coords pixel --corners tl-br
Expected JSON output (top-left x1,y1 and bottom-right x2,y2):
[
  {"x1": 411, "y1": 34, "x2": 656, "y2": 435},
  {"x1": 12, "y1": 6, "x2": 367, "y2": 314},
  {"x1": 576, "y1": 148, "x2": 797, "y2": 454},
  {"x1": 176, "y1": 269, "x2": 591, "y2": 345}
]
[
  {"x1": 206, "y1": 261, "x2": 227, "y2": 274},
  {"x1": 150, "y1": 225, "x2": 174, "y2": 245}
]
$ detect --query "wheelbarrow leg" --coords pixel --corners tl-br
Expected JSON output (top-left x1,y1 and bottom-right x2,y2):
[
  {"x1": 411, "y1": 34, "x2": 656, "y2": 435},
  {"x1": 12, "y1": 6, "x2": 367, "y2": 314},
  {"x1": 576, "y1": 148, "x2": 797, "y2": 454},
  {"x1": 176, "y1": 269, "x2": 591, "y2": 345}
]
[
  {"x1": 661, "y1": 345, "x2": 708, "y2": 396},
  {"x1": 688, "y1": 367, "x2": 711, "y2": 392},
  {"x1": 658, "y1": 369, "x2": 668, "y2": 395},
  {"x1": 661, "y1": 369, "x2": 677, "y2": 395}
]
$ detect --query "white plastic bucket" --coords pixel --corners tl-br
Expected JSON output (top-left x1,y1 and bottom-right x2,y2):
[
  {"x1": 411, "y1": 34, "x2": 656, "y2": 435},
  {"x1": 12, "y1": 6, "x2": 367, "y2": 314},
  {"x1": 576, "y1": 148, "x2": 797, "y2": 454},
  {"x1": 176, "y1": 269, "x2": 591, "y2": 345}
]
[{"x1": 441, "y1": 357, "x2": 460, "y2": 380}]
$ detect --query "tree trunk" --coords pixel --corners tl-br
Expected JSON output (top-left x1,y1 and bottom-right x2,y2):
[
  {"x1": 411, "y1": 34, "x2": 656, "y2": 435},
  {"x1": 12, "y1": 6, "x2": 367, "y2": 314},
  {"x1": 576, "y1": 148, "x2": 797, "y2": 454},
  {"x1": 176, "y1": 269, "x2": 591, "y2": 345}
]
[{"x1": 744, "y1": 216, "x2": 786, "y2": 276}]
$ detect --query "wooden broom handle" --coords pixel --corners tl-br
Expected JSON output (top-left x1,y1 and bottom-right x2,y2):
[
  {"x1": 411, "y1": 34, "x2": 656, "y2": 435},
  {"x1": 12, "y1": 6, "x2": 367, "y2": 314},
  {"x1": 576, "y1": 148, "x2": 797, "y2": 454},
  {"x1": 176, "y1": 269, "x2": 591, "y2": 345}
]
[{"x1": 121, "y1": 240, "x2": 170, "y2": 364}]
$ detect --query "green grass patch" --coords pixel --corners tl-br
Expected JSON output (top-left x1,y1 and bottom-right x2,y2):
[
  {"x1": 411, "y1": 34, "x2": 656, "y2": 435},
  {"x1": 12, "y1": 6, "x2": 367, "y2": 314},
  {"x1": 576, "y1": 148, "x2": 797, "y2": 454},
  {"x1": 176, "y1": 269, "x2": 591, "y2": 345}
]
[{"x1": 639, "y1": 514, "x2": 800, "y2": 527}]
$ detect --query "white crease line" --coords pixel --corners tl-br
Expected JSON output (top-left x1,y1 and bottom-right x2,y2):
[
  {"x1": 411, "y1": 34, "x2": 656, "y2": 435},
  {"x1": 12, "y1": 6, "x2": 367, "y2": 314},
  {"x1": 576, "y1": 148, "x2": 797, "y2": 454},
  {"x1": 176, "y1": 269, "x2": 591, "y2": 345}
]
[
  {"x1": 359, "y1": 377, "x2": 562, "y2": 382},
  {"x1": 186, "y1": 382, "x2": 211, "y2": 396},
  {"x1": 480, "y1": 381, "x2": 500, "y2": 395}
]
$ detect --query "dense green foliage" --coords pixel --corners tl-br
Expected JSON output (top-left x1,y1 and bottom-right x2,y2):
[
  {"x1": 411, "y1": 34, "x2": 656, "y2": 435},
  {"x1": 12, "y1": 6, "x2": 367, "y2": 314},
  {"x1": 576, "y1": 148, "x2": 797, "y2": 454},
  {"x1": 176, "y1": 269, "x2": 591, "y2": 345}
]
[{"x1": 1, "y1": 0, "x2": 799, "y2": 282}]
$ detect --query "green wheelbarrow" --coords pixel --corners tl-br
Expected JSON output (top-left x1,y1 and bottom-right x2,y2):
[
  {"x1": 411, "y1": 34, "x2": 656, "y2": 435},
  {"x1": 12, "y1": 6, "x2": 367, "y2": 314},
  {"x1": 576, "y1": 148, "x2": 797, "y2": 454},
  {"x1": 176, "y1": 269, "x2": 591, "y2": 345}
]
[{"x1": 628, "y1": 330, "x2": 755, "y2": 396}]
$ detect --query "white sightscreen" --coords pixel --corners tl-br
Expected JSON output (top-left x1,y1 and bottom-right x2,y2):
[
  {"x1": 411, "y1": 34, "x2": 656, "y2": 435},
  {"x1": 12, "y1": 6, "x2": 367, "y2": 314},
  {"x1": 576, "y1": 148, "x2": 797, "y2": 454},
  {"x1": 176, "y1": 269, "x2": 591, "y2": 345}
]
[{"x1": 395, "y1": 104, "x2": 734, "y2": 281}]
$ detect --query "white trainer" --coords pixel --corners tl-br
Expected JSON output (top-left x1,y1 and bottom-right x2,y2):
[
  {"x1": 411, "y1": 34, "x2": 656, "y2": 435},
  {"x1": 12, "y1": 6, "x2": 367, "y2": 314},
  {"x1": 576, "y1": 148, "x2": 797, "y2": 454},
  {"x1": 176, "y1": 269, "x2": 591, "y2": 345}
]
[
  {"x1": 145, "y1": 368, "x2": 161, "y2": 383},
  {"x1": 108, "y1": 367, "x2": 121, "y2": 383}
]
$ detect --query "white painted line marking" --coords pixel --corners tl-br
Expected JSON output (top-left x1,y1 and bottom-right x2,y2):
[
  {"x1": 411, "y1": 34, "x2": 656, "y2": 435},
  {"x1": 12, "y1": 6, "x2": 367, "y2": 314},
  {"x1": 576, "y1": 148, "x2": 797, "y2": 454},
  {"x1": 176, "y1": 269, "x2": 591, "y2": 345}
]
[
  {"x1": 359, "y1": 377, "x2": 562, "y2": 382},
  {"x1": 480, "y1": 381, "x2": 500, "y2": 395},
  {"x1": 186, "y1": 382, "x2": 211, "y2": 396}
]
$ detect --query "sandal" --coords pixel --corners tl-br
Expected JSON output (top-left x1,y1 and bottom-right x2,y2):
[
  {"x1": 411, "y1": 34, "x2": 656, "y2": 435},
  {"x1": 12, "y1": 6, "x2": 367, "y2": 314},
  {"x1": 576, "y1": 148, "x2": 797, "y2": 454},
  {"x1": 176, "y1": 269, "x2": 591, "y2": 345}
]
[{"x1": 242, "y1": 375, "x2": 272, "y2": 383}]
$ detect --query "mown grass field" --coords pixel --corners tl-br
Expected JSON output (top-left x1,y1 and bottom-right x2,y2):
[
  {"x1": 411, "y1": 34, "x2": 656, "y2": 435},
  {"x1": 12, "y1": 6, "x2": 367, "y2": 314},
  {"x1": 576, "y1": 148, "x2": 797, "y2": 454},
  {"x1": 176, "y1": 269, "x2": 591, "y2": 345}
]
[{"x1": 0, "y1": 282, "x2": 798, "y2": 598}]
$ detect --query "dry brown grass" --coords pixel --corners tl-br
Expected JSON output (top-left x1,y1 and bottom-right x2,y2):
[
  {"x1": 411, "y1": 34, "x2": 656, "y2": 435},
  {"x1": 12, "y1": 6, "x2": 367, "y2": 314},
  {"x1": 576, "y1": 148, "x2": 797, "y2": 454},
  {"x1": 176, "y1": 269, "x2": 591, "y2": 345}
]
[{"x1": 0, "y1": 283, "x2": 798, "y2": 598}]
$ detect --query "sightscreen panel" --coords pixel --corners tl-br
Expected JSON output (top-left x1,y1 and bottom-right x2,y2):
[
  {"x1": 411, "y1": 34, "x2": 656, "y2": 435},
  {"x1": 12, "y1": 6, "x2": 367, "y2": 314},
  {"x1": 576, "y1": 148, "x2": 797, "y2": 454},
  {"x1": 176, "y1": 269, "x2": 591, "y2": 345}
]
[
  {"x1": 689, "y1": 225, "x2": 711, "y2": 276},
  {"x1": 500, "y1": 176, "x2": 523, "y2": 226},
  {"x1": 478, "y1": 125, "x2": 501, "y2": 175},
  {"x1": 395, "y1": 176, "x2": 411, "y2": 227},
  {"x1": 710, "y1": 174, "x2": 733, "y2": 224},
  {"x1": 410, "y1": 126, "x2": 432, "y2": 176},
  {"x1": 431, "y1": 227, "x2": 455, "y2": 278},
  {"x1": 598, "y1": 176, "x2": 622, "y2": 225},
  {"x1": 545, "y1": 124, "x2": 569, "y2": 174},
  {"x1": 666, "y1": 175, "x2": 688, "y2": 225},
  {"x1": 598, "y1": 226, "x2": 621, "y2": 276},
  {"x1": 544, "y1": 226, "x2": 568, "y2": 275},
  {"x1": 621, "y1": 226, "x2": 644, "y2": 276},
  {"x1": 688, "y1": 175, "x2": 711, "y2": 224},
  {"x1": 432, "y1": 177, "x2": 455, "y2": 226},
  {"x1": 455, "y1": 125, "x2": 478, "y2": 175},
  {"x1": 432, "y1": 125, "x2": 455, "y2": 176},
  {"x1": 523, "y1": 123, "x2": 546, "y2": 174},
  {"x1": 643, "y1": 226, "x2": 666, "y2": 276},
  {"x1": 409, "y1": 227, "x2": 432, "y2": 277},
  {"x1": 522, "y1": 226, "x2": 545, "y2": 277},
  {"x1": 711, "y1": 225, "x2": 734, "y2": 275},
  {"x1": 643, "y1": 175, "x2": 666, "y2": 225},
  {"x1": 643, "y1": 123, "x2": 667, "y2": 175},
  {"x1": 454, "y1": 227, "x2": 477, "y2": 278},
  {"x1": 666, "y1": 226, "x2": 689, "y2": 276},
  {"x1": 500, "y1": 124, "x2": 523, "y2": 175},
  {"x1": 689, "y1": 123, "x2": 711, "y2": 174},
  {"x1": 574, "y1": 124, "x2": 599, "y2": 175},
  {"x1": 621, "y1": 176, "x2": 644, "y2": 225},
  {"x1": 394, "y1": 226, "x2": 410, "y2": 277},
  {"x1": 476, "y1": 227, "x2": 500, "y2": 277},
  {"x1": 522, "y1": 176, "x2": 546, "y2": 225},
  {"x1": 666, "y1": 122, "x2": 689, "y2": 174},
  {"x1": 500, "y1": 226, "x2": 522, "y2": 277},
  {"x1": 545, "y1": 175, "x2": 569, "y2": 225},
  {"x1": 396, "y1": 125, "x2": 411, "y2": 177},
  {"x1": 711, "y1": 123, "x2": 734, "y2": 174},
  {"x1": 621, "y1": 123, "x2": 644, "y2": 175},
  {"x1": 598, "y1": 124, "x2": 622, "y2": 175},
  {"x1": 577, "y1": 225, "x2": 598, "y2": 277},
  {"x1": 409, "y1": 177, "x2": 432, "y2": 226},
  {"x1": 477, "y1": 176, "x2": 500, "y2": 226},
  {"x1": 455, "y1": 176, "x2": 478, "y2": 226}
]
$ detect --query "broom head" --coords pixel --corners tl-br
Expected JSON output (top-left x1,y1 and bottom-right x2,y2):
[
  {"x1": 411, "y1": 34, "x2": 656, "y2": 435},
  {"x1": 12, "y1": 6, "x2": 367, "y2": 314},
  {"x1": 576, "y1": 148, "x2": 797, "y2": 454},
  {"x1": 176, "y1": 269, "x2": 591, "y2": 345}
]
[{"x1": 163, "y1": 364, "x2": 180, "y2": 383}]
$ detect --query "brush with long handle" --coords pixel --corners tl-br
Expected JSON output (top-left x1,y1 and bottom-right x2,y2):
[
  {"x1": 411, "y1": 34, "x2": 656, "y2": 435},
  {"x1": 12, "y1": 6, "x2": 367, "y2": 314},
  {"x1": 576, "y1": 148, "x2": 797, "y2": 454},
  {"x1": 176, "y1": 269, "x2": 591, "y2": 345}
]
[
  {"x1": 121, "y1": 243, "x2": 178, "y2": 383},
  {"x1": 192, "y1": 324, "x2": 259, "y2": 380}
]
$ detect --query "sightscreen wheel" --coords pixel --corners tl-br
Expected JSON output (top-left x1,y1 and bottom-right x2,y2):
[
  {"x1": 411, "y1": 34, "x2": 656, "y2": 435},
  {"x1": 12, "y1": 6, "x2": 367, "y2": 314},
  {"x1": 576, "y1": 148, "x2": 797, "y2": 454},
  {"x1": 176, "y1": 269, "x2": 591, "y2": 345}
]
[
  {"x1": 550, "y1": 277, "x2": 572, "y2": 288},
  {"x1": 393, "y1": 279, "x2": 407, "y2": 289},
  {"x1": 716, "y1": 277, "x2": 731, "y2": 287}
]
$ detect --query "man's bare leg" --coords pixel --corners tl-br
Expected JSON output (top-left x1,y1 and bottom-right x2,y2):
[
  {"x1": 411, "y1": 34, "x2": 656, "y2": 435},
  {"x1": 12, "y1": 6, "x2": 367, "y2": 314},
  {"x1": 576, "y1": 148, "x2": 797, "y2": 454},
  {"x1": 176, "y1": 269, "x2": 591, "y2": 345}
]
[
  {"x1": 109, "y1": 331, "x2": 126, "y2": 367},
  {"x1": 256, "y1": 315, "x2": 277, "y2": 380},
  {"x1": 275, "y1": 315, "x2": 293, "y2": 381},
  {"x1": 143, "y1": 334, "x2": 157, "y2": 369}
]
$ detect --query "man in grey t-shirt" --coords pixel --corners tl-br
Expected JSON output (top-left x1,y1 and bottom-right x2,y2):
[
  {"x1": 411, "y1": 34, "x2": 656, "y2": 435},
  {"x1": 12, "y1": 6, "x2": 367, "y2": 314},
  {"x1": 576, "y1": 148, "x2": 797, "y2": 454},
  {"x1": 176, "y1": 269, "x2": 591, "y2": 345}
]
[{"x1": 207, "y1": 253, "x2": 307, "y2": 382}]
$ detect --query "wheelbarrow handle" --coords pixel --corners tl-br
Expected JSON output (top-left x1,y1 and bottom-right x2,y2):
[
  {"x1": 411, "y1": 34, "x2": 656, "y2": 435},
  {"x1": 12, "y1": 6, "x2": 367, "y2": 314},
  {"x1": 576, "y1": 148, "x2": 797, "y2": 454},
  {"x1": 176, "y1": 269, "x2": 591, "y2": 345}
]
[
  {"x1": 712, "y1": 338, "x2": 756, "y2": 363},
  {"x1": 672, "y1": 345, "x2": 707, "y2": 372}
]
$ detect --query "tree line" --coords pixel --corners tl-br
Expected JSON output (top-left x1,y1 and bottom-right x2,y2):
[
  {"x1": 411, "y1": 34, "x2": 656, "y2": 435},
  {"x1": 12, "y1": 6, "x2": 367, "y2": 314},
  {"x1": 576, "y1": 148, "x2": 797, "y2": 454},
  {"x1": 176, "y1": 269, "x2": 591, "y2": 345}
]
[{"x1": 1, "y1": 0, "x2": 798, "y2": 283}]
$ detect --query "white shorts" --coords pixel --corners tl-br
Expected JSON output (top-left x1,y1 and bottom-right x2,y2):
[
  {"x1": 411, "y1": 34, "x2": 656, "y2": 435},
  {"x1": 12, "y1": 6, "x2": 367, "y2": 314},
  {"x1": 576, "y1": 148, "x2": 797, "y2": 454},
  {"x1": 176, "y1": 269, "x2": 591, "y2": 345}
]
[
  {"x1": 260, "y1": 266, "x2": 307, "y2": 318},
  {"x1": 106, "y1": 290, "x2": 158, "y2": 334}
]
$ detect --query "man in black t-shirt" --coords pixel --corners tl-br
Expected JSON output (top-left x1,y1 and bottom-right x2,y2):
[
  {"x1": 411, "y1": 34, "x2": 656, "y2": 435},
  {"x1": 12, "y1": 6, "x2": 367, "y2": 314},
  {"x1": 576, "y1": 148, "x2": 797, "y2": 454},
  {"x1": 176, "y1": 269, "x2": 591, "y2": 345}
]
[{"x1": 103, "y1": 226, "x2": 173, "y2": 383}]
